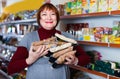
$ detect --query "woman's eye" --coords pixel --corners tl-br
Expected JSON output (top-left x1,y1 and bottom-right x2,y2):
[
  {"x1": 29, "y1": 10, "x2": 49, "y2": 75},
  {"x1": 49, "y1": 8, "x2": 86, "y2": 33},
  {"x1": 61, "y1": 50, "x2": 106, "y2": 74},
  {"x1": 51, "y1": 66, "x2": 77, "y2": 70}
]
[
  {"x1": 51, "y1": 13, "x2": 55, "y2": 15},
  {"x1": 41, "y1": 14, "x2": 46, "y2": 16}
]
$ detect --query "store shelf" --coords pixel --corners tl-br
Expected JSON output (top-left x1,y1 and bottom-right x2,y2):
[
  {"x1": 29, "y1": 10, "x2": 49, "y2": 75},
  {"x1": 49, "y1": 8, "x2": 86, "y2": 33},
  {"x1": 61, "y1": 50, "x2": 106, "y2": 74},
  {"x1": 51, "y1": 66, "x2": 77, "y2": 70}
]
[
  {"x1": 0, "y1": 18, "x2": 37, "y2": 26},
  {"x1": 60, "y1": 11, "x2": 109, "y2": 19},
  {"x1": 111, "y1": 10, "x2": 120, "y2": 15},
  {"x1": 69, "y1": 65, "x2": 107, "y2": 78},
  {"x1": 60, "y1": 10, "x2": 120, "y2": 19},
  {"x1": 78, "y1": 41, "x2": 108, "y2": 47},
  {"x1": 77, "y1": 41, "x2": 120, "y2": 48},
  {"x1": 0, "y1": 70, "x2": 12, "y2": 79},
  {"x1": 0, "y1": 53, "x2": 10, "y2": 62},
  {"x1": 69, "y1": 65, "x2": 120, "y2": 79},
  {"x1": 109, "y1": 43, "x2": 120, "y2": 48},
  {"x1": 61, "y1": 10, "x2": 120, "y2": 79},
  {"x1": 109, "y1": 75, "x2": 120, "y2": 79}
]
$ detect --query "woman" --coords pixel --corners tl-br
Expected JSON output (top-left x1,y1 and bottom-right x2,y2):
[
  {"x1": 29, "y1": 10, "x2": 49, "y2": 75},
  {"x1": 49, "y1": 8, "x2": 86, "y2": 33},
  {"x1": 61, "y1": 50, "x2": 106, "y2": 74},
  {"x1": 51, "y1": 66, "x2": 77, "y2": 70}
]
[{"x1": 8, "y1": 3, "x2": 90, "y2": 79}]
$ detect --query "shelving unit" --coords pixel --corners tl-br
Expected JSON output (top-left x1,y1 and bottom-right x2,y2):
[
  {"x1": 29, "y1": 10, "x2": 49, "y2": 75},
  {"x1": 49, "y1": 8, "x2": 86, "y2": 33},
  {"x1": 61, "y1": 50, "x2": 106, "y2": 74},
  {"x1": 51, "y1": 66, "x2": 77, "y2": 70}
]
[
  {"x1": 60, "y1": 10, "x2": 120, "y2": 79},
  {"x1": 78, "y1": 41, "x2": 108, "y2": 47},
  {"x1": 0, "y1": 53, "x2": 10, "y2": 62},
  {"x1": 60, "y1": 10, "x2": 120, "y2": 19},
  {"x1": 0, "y1": 19, "x2": 37, "y2": 79},
  {"x1": 77, "y1": 41, "x2": 120, "y2": 48},
  {"x1": 111, "y1": 10, "x2": 120, "y2": 15},
  {"x1": 60, "y1": 10, "x2": 120, "y2": 48},
  {"x1": 0, "y1": 70, "x2": 12, "y2": 79},
  {"x1": 69, "y1": 65, "x2": 120, "y2": 79},
  {"x1": 0, "y1": 18, "x2": 36, "y2": 26},
  {"x1": 109, "y1": 43, "x2": 120, "y2": 48}
]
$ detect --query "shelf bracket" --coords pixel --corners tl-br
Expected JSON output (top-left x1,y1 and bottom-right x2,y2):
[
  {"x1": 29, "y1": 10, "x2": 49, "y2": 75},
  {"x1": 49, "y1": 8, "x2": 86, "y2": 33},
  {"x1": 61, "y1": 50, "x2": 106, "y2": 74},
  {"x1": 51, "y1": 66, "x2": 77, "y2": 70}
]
[
  {"x1": 109, "y1": 11, "x2": 111, "y2": 15},
  {"x1": 107, "y1": 75, "x2": 110, "y2": 79},
  {"x1": 108, "y1": 42, "x2": 110, "y2": 47}
]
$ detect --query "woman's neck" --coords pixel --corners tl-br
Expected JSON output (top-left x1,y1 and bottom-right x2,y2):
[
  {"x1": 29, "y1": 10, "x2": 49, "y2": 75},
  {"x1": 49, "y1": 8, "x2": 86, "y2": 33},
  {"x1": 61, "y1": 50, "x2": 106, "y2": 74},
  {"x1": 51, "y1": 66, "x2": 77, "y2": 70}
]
[{"x1": 38, "y1": 27, "x2": 60, "y2": 40}]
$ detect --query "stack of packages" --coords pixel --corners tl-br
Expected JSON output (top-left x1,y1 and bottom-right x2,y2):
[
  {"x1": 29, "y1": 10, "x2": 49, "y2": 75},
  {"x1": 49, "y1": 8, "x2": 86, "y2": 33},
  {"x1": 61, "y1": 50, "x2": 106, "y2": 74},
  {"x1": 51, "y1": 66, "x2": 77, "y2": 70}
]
[{"x1": 32, "y1": 33, "x2": 77, "y2": 68}]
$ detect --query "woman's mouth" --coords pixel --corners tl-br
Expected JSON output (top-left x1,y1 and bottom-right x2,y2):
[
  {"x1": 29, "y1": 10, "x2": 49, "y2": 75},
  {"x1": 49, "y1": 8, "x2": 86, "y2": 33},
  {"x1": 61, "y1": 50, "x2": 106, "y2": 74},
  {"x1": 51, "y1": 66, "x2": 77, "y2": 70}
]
[{"x1": 46, "y1": 22, "x2": 53, "y2": 23}]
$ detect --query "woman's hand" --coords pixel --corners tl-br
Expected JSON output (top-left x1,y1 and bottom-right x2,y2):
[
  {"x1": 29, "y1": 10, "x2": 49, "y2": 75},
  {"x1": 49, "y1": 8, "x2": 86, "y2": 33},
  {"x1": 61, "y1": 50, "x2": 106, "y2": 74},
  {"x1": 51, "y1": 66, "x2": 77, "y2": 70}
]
[
  {"x1": 64, "y1": 55, "x2": 78, "y2": 65},
  {"x1": 26, "y1": 45, "x2": 49, "y2": 65}
]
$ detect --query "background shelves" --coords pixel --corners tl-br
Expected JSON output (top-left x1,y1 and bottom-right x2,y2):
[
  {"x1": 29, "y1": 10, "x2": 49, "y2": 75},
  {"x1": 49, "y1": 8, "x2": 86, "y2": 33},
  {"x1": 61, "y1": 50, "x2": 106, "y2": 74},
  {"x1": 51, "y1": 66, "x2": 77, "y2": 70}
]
[
  {"x1": 69, "y1": 65, "x2": 120, "y2": 79},
  {"x1": 109, "y1": 43, "x2": 120, "y2": 48},
  {"x1": 78, "y1": 41, "x2": 108, "y2": 47},
  {"x1": 0, "y1": 70, "x2": 12, "y2": 79},
  {"x1": 60, "y1": 10, "x2": 120, "y2": 19},
  {"x1": 0, "y1": 53, "x2": 10, "y2": 62},
  {"x1": 0, "y1": 18, "x2": 37, "y2": 26},
  {"x1": 60, "y1": 11, "x2": 109, "y2": 19},
  {"x1": 61, "y1": 9, "x2": 120, "y2": 79},
  {"x1": 111, "y1": 10, "x2": 120, "y2": 15},
  {"x1": 69, "y1": 65, "x2": 107, "y2": 78},
  {"x1": 77, "y1": 41, "x2": 120, "y2": 48},
  {"x1": 109, "y1": 76, "x2": 120, "y2": 79}
]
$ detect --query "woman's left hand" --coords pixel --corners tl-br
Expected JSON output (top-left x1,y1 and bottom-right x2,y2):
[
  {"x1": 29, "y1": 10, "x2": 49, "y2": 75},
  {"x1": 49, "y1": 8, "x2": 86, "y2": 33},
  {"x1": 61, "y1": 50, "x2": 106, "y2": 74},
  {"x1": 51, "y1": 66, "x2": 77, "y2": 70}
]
[{"x1": 64, "y1": 55, "x2": 78, "y2": 65}]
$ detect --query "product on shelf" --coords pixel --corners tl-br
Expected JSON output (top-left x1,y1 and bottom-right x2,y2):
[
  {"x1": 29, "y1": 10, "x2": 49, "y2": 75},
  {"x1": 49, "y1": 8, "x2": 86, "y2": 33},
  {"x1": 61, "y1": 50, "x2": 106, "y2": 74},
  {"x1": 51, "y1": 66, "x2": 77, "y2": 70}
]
[
  {"x1": 86, "y1": 50, "x2": 102, "y2": 63},
  {"x1": 89, "y1": 0, "x2": 98, "y2": 13},
  {"x1": 86, "y1": 60, "x2": 120, "y2": 77},
  {"x1": 65, "y1": 1, "x2": 72, "y2": 15}
]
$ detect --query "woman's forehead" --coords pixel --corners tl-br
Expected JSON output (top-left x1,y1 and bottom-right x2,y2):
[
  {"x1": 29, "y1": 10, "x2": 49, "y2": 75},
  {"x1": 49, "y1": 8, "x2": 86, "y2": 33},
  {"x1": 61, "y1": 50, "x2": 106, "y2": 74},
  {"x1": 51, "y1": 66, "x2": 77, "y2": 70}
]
[
  {"x1": 41, "y1": 9, "x2": 55, "y2": 12},
  {"x1": 42, "y1": 6, "x2": 56, "y2": 11}
]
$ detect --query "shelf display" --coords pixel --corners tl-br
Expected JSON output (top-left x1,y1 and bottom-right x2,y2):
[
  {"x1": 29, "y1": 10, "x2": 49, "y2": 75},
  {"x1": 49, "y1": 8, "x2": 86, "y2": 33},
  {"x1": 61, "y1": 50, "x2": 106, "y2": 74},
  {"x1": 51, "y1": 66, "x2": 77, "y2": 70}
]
[
  {"x1": 0, "y1": 12, "x2": 38, "y2": 79},
  {"x1": 60, "y1": 10, "x2": 120, "y2": 19},
  {"x1": 0, "y1": 18, "x2": 36, "y2": 26},
  {"x1": 59, "y1": 7, "x2": 120, "y2": 78}
]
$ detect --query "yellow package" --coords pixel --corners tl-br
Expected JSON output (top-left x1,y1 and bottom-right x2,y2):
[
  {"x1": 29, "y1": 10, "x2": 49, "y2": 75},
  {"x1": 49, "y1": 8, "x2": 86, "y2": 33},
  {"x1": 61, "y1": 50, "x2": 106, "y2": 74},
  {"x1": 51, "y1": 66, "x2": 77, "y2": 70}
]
[
  {"x1": 98, "y1": 0, "x2": 109, "y2": 12},
  {"x1": 108, "y1": 0, "x2": 118, "y2": 11},
  {"x1": 89, "y1": 0, "x2": 98, "y2": 13}
]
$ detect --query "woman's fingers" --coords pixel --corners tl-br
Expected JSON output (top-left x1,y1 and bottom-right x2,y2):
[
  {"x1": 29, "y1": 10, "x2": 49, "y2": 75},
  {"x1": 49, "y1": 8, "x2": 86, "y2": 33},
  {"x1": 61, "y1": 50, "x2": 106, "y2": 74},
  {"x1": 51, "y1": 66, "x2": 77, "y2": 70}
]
[
  {"x1": 64, "y1": 55, "x2": 78, "y2": 65},
  {"x1": 35, "y1": 45, "x2": 49, "y2": 57},
  {"x1": 64, "y1": 55, "x2": 75, "y2": 64},
  {"x1": 27, "y1": 45, "x2": 48, "y2": 65},
  {"x1": 36, "y1": 45, "x2": 45, "y2": 53},
  {"x1": 40, "y1": 49, "x2": 49, "y2": 56}
]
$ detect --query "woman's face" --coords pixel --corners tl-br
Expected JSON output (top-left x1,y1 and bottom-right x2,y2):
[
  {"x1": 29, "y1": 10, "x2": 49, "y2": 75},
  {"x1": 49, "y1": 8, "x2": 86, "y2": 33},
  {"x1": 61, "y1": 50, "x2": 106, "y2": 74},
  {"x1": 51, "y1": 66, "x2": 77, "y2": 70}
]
[{"x1": 40, "y1": 9, "x2": 57, "y2": 30}]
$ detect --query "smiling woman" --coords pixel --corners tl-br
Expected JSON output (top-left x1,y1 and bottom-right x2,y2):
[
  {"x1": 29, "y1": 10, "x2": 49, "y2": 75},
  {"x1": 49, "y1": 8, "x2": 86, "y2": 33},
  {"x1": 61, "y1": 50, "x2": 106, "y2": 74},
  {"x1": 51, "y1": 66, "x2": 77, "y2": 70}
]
[{"x1": 7, "y1": 3, "x2": 90, "y2": 79}]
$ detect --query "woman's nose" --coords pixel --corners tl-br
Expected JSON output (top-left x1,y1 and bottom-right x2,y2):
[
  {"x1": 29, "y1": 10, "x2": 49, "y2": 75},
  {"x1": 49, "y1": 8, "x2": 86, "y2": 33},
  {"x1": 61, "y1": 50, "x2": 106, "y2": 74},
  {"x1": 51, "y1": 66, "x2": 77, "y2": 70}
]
[{"x1": 47, "y1": 15, "x2": 52, "y2": 19}]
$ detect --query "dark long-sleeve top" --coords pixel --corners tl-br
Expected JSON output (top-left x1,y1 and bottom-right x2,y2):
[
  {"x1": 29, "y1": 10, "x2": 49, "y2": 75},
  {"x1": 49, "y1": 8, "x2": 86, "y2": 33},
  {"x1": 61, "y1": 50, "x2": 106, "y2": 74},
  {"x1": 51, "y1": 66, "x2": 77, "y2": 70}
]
[{"x1": 7, "y1": 27, "x2": 90, "y2": 75}]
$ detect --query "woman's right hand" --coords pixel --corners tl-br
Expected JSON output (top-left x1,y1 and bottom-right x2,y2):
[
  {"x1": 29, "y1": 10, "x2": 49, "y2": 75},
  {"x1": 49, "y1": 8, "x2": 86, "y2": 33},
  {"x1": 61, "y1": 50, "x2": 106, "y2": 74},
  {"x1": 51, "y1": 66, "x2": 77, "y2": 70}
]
[{"x1": 26, "y1": 45, "x2": 49, "y2": 65}]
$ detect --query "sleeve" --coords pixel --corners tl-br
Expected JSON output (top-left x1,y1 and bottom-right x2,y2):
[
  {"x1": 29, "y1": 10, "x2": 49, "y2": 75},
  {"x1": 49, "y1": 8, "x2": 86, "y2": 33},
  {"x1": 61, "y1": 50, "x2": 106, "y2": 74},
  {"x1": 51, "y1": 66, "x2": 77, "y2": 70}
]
[
  {"x1": 75, "y1": 45, "x2": 91, "y2": 66},
  {"x1": 8, "y1": 34, "x2": 30, "y2": 75},
  {"x1": 7, "y1": 46, "x2": 29, "y2": 75}
]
